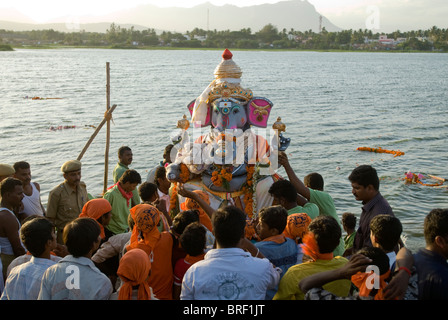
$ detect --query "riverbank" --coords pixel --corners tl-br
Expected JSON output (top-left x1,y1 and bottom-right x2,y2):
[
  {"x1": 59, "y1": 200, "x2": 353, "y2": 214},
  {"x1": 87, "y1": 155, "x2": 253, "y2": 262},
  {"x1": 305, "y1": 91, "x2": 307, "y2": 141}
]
[{"x1": 8, "y1": 44, "x2": 447, "y2": 54}]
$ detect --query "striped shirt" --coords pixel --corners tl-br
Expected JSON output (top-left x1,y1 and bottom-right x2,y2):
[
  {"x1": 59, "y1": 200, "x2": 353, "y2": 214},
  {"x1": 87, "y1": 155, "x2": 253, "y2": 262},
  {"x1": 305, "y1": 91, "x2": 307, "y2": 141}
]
[{"x1": 1, "y1": 256, "x2": 56, "y2": 300}]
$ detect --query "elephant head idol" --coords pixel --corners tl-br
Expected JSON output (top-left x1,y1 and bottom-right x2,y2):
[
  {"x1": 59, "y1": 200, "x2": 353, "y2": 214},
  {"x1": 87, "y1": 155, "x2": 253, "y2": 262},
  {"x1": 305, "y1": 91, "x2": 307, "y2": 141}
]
[{"x1": 166, "y1": 49, "x2": 290, "y2": 219}]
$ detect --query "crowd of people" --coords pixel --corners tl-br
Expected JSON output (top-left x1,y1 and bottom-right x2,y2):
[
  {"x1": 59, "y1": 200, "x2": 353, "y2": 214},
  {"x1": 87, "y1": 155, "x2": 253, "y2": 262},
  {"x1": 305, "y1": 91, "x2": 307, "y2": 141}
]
[{"x1": 0, "y1": 145, "x2": 447, "y2": 301}]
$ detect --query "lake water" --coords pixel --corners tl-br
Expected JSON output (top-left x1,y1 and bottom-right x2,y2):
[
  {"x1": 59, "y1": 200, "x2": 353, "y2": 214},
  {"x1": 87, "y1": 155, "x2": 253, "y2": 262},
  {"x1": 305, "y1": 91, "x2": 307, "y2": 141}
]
[{"x1": 1, "y1": 48, "x2": 447, "y2": 252}]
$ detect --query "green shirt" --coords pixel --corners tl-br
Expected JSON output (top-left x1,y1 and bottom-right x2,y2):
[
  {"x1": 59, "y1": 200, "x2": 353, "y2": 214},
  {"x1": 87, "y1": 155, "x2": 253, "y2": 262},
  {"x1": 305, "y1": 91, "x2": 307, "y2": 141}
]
[
  {"x1": 273, "y1": 256, "x2": 350, "y2": 300},
  {"x1": 113, "y1": 162, "x2": 140, "y2": 206},
  {"x1": 103, "y1": 185, "x2": 131, "y2": 235},
  {"x1": 344, "y1": 232, "x2": 356, "y2": 250},
  {"x1": 309, "y1": 188, "x2": 345, "y2": 257},
  {"x1": 287, "y1": 203, "x2": 319, "y2": 220}
]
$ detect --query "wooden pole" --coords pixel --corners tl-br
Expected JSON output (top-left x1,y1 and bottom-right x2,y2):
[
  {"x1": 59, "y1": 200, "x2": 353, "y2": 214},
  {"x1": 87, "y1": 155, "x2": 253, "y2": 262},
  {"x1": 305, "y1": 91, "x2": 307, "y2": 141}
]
[
  {"x1": 76, "y1": 104, "x2": 117, "y2": 162},
  {"x1": 103, "y1": 62, "x2": 111, "y2": 194}
]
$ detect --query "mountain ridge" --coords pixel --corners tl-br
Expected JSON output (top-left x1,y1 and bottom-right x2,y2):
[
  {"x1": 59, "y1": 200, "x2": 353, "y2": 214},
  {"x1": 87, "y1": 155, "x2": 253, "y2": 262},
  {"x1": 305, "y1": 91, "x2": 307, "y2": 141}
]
[{"x1": 0, "y1": 0, "x2": 340, "y2": 33}]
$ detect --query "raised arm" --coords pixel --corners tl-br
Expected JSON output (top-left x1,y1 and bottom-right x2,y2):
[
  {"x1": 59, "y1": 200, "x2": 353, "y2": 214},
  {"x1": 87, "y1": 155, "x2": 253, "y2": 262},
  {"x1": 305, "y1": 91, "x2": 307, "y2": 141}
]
[{"x1": 278, "y1": 151, "x2": 310, "y2": 201}]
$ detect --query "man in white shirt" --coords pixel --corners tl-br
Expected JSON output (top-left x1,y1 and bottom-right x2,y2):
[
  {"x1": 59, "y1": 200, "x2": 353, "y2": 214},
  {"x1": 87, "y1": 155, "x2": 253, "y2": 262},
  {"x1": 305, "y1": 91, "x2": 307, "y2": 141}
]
[
  {"x1": 13, "y1": 161, "x2": 46, "y2": 220},
  {"x1": 38, "y1": 217, "x2": 112, "y2": 300},
  {"x1": 1, "y1": 216, "x2": 58, "y2": 300},
  {"x1": 181, "y1": 206, "x2": 281, "y2": 300}
]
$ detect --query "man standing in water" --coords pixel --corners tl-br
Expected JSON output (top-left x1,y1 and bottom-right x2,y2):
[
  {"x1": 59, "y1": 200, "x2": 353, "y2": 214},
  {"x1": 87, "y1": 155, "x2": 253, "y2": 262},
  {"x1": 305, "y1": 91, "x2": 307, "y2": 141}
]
[{"x1": 46, "y1": 160, "x2": 89, "y2": 244}]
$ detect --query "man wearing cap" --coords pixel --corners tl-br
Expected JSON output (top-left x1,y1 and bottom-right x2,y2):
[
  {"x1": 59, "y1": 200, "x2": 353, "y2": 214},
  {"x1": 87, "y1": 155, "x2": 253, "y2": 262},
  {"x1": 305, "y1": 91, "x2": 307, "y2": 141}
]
[
  {"x1": 46, "y1": 160, "x2": 89, "y2": 244},
  {"x1": 0, "y1": 164, "x2": 15, "y2": 183}
]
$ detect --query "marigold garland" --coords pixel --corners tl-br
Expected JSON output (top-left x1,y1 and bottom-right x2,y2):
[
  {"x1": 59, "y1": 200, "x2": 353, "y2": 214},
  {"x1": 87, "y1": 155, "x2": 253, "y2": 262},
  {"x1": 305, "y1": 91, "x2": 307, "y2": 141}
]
[
  {"x1": 179, "y1": 163, "x2": 190, "y2": 183},
  {"x1": 169, "y1": 182, "x2": 179, "y2": 218},
  {"x1": 357, "y1": 146, "x2": 405, "y2": 157},
  {"x1": 211, "y1": 166, "x2": 233, "y2": 188},
  {"x1": 242, "y1": 164, "x2": 256, "y2": 218}
]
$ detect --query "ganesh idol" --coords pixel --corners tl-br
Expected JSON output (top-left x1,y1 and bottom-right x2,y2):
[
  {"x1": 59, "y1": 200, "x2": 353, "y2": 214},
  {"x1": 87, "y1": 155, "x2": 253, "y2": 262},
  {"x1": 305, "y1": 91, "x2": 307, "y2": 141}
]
[{"x1": 166, "y1": 49, "x2": 290, "y2": 220}]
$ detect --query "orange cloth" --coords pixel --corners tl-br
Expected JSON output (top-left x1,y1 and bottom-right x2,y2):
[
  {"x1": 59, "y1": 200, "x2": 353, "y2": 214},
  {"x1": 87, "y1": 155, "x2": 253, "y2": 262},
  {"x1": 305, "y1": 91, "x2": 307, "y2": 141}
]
[
  {"x1": 262, "y1": 234, "x2": 286, "y2": 244},
  {"x1": 117, "y1": 248, "x2": 152, "y2": 300},
  {"x1": 283, "y1": 213, "x2": 312, "y2": 243},
  {"x1": 180, "y1": 190, "x2": 213, "y2": 232},
  {"x1": 79, "y1": 198, "x2": 112, "y2": 239},
  {"x1": 148, "y1": 232, "x2": 174, "y2": 300},
  {"x1": 351, "y1": 270, "x2": 391, "y2": 300},
  {"x1": 184, "y1": 253, "x2": 206, "y2": 265},
  {"x1": 126, "y1": 204, "x2": 161, "y2": 255},
  {"x1": 300, "y1": 232, "x2": 333, "y2": 261}
]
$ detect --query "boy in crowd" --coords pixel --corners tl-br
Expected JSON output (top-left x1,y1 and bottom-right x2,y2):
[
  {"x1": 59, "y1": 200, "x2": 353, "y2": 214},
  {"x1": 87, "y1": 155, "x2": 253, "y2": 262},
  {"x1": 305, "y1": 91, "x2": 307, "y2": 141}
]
[{"x1": 255, "y1": 205, "x2": 299, "y2": 299}]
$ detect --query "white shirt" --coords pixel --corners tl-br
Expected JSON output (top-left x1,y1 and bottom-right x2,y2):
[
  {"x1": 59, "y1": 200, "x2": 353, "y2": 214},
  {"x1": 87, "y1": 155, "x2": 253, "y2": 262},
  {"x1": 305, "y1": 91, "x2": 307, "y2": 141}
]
[
  {"x1": 157, "y1": 189, "x2": 170, "y2": 213},
  {"x1": 181, "y1": 248, "x2": 281, "y2": 300},
  {"x1": 38, "y1": 255, "x2": 112, "y2": 300}
]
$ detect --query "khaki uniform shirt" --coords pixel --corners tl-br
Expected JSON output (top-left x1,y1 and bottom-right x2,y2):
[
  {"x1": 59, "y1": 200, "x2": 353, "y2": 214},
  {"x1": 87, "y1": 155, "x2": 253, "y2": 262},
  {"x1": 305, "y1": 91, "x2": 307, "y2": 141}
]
[{"x1": 46, "y1": 181, "x2": 88, "y2": 238}]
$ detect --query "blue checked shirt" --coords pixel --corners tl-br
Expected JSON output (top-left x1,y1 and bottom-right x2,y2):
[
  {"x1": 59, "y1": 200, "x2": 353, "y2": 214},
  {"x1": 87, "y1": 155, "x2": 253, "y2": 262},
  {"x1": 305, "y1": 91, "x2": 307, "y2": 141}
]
[{"x1": 1, "y1": 257, "x2": 56, "y2": 300}]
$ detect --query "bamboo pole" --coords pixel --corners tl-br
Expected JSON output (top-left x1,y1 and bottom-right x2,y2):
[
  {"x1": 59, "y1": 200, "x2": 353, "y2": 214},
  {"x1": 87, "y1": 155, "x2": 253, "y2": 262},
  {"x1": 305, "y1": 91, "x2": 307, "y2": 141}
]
[
  {"x1": 76, "y1": 104, "x2": 117, "y2": 162},
  {"x1": 103, "y1": 62, "x2": 111, "y2": 194}
]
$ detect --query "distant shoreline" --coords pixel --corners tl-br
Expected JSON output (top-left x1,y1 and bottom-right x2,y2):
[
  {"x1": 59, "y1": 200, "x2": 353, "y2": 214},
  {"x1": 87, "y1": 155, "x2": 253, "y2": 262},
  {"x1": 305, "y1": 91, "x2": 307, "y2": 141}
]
[{"x1": 8, "y1": 45, "x2": 446, "y2": 54}]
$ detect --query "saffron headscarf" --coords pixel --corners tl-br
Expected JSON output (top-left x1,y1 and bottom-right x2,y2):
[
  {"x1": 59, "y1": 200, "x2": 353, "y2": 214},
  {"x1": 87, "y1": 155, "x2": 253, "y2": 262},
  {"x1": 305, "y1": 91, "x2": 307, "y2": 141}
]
[
  {"x1": 126, "y1": 204, "x2": 161, "y2": 255},
  {"x1": 283, "y1": 213, "x2": 312, "y2": 244},
  {"x1": 79, "y1": 198, "x2": 112, "y2": 239},
  {"x1": 180, "y1": 190, "x2": 213, "y2": 232},
  {"x1": 300, "y1": 232, "x2": 334, "y2": 261},
  {"x1": 117, "y1": 248, "x2": 152, "y2": 300}
]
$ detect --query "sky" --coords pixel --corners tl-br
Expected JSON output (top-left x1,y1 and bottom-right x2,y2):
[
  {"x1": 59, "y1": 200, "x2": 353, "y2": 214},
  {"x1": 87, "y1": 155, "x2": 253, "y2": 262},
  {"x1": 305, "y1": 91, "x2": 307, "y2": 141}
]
[{"x1": 0, "y1": 0, "x2": 446, "y2": 31}]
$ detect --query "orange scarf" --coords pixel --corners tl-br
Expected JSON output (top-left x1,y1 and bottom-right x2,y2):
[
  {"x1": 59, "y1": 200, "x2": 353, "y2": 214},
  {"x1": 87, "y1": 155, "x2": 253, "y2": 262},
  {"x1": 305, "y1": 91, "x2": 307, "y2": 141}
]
[
  {"x1": 79, "y1": 198, "x2": 112, "y2": 239},
  {"x1": 351, "y1": 270, "x2": 391, "y2": 300},
  {"x1": 262, "y1": 234, "x2": 286, "y2": 244},
  {"x1": 117, "y1": 248, "x2": 152, "y2": 300},
  {"x1": 283, "y1": 213, "x2": 312, "y2": 244},
  {"x1": 300, "y1": 232, "x2": 333, "y2": 261},
  {"x1": 126, "y1": 204, "x2": 161, "y2": 255},
  {"x1": 184, "y1": 253, "x2": 206, "y2": 265}
]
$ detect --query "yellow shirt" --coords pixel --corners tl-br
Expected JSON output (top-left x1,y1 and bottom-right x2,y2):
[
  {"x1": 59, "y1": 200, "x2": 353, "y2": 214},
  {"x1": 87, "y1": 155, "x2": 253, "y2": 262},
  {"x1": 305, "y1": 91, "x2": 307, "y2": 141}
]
[
  {"x1": 273, "y1": 256, "x2": 350, "y2": 300},
  {"x1": 46, "y1": 181, "x2": 88, "y2": 231}
]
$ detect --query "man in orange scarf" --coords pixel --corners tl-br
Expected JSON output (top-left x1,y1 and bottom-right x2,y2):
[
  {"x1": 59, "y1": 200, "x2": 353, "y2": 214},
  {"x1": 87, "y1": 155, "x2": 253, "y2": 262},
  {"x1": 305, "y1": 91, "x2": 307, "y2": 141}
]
[
  {"x1": 79, "y1": 198, "x2": 112, "y2": 241},
  {"x1": 114, "y1": 248, "x2": 157, "y2": 300},
  {"x1": 273, "y1": 216, "x2": 351, "y2": 300},
  {"x1": 125, "y1": 204, "x2": 173, "y2": 300},
  {"x1": 299, "y1": 246, "x2": 413, "y2": 300}
]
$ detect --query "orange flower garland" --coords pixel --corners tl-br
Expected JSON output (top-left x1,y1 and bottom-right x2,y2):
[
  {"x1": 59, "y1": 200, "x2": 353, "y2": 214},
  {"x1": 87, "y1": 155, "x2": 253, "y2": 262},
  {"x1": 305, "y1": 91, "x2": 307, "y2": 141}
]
[
  {"x1": 357, "y1": 146, "x2": 405, "y2": 157},
  {"x1": 211, "y1": 166, "x2": 233, "y2": 188},
  {"x1": 242, "y1": 164, "x2": 256, "y2": 218}
]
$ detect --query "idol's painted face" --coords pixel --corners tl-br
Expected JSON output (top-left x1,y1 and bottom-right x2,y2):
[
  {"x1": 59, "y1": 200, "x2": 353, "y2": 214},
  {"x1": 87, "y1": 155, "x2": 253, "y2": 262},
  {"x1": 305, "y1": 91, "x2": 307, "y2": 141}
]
[{"x1": 211, "y1": 100, "x2": 247, "y2": 132}]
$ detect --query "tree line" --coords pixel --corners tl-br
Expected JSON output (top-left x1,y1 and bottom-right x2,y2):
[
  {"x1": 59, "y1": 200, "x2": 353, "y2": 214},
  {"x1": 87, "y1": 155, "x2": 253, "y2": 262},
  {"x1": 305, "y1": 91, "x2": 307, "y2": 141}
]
[{"x1": 1, "y1": 23, "x2": 447, "y2": 51}]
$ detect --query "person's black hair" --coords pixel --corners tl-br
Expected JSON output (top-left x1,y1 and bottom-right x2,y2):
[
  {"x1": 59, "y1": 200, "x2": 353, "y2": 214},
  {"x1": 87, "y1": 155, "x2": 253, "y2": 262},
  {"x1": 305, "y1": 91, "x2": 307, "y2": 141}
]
[
  {"x1": 212, "y1": 206, "x2": 246, "y2": 248},
  {"x1": 118, "y1": 146, "x2": 132, "y2": 157},
  {"x1": 424, "y1": 208, "x2": 448, "y2": 245},
  {"x1": 370, "y1": 214, "x2": 402, "y2": 251},
  {"x1": 63, "y1": 217, "x2": 101, "y2": 257},
  {"x1": 119, "y1": 169, "x2": 141, "y2": 185},
  {"x1": 342, "y1": 212, "x2": 357, "y2": 230},
  {"x1": 179, "y1": 222, "x2": 206, "y2": 256},
  {"x1": 13, "y1": 161, "x2": 30, "y2": 172},
  {"x1": 304, "y1": 172, "x2": 324, "y2": 191},
  {"x1": 138, "y1": 181, "x2": 158, "y2": 201},
  {"x1": 259, "y1": 205, "x2": 288, "y2": 234},
  {"x1": 154, "y1": 166, "x2": 167, "y2": 187},
  {"x1": 171, "y1": 210, "x2": 200, "y2": 235},
  {"x1": 348, "y1": 165, "x2": 380, "y2": 191},
  {"x1": 308, "y1": 215, "x2": 342, "y2": 253},
  {"x1": 268, "y1": 179, "x2": 298, "y2": 203},
  {"x1": 356, "y1": 246, "x2": 390, "y2": 276},
  {"x1": 0, "y1": 177, "x2": 22, "y2": 197},
  {"x1": 20, "y1": 216, "x2": 55, "y2": 257}
]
